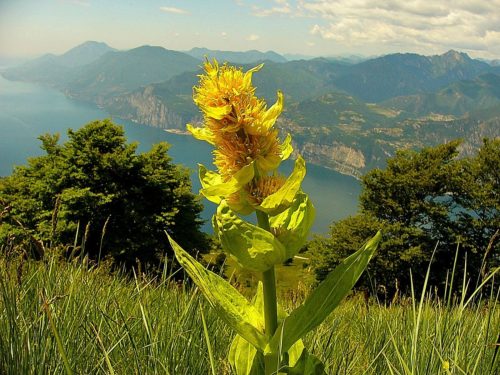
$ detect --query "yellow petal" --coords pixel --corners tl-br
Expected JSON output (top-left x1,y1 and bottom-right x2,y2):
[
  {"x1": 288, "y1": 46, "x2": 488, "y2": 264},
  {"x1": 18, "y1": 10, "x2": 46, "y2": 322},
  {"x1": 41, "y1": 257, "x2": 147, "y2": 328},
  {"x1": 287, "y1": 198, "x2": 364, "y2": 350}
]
[
  {"x1": 187, "y1": 124, "x2": 215, "y2": 145},
  {"x1": 262, "y1": 91, "x2": 283, "y2": 130},
  {"x1": 199, "y1": 104, "x2": 232, "y2": 120},
  {"x1": 199, "y1": 164, "x2": 223, "y2": 204},
  {"x1": 242, "y1": 63, "x2": 264, "y2": 88},
  {"x1": 256, "y1": 154, "x2": 281, "y2": 172},
  {"x1": 245, "y1": 91, "x2": 283, "y2": 136},
  {"x1": 280, "y1": 134, "x2": 293, "y2": 161}
]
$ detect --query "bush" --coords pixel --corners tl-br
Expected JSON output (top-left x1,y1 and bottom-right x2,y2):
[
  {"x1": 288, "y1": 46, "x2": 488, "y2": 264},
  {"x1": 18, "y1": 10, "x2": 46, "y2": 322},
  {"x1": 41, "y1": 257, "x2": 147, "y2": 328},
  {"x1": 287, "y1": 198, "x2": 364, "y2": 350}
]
[
  {"x1": 0, "y1": 119, "x2": 209, "y2": 268},
  {"x1": 308, "y1": 139, "x2": 499, "y2": 296}
]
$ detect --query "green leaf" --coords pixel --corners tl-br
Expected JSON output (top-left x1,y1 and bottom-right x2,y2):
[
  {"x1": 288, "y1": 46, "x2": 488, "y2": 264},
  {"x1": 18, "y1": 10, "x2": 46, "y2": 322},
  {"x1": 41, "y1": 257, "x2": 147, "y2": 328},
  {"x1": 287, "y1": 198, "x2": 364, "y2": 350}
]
[
  {"x1": 229, "y1": 283, "x2": 311, "y2": 374},
  {"x1": 285, "y1": 349, "x2": 326, "y2": 375},
  {"x1": 214, "y1": 200, "x2": 287, "y2": 272},
  {"x1": 228, "y1": 335, "x2": 264, "y2": 375},
  {"x1": 287, "y1": 340, "x2": 305, "y2": 368},
  {"x1": 270, "y1": 192, "x2": 315, "y2": 259},
  {"x1": 167, "y1": 234, "x2": 267, "y2": 350},
  {"x1": 258, "y1": 156, "x2": 306, "y2": 215},
  {"x1": 269, "y1": 231, "x2": 382, "y2": 353},
  {"x1": 229, "y1": 282, "x2": 265, "y2": 375},
  {"x1": 199, "y1": 163, "x2": 255, "y2": 204}
]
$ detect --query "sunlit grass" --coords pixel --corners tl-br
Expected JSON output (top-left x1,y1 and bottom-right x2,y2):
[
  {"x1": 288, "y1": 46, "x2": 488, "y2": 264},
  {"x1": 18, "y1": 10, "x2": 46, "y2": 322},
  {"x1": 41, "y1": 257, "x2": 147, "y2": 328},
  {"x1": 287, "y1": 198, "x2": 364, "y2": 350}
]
[{"x1": 0, "y1": 252, "x2": 498, "y2": 374}]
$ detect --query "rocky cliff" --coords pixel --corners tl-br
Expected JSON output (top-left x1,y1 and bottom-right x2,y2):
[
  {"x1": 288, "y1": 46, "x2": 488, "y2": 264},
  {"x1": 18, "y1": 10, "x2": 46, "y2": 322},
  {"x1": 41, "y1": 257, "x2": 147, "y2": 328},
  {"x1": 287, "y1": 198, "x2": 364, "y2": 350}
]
[{"x1": 105, "y1": 87, "x2": 189, "y2": 129}]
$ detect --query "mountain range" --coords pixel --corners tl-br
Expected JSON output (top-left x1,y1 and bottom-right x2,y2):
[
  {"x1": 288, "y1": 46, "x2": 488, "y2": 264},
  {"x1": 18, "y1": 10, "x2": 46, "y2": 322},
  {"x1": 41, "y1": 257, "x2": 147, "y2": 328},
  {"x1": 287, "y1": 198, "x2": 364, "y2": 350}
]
[{"x1": 3, "y1": 41, "x2": 499, "y2": 177}]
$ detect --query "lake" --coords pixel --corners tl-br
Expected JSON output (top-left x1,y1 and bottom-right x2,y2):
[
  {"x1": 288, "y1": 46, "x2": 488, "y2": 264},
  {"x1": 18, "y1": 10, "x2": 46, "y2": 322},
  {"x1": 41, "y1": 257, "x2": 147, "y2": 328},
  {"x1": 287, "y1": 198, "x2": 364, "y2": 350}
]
[{"x1": 0, "y1": 75, "x2": 361, "y2": 234}]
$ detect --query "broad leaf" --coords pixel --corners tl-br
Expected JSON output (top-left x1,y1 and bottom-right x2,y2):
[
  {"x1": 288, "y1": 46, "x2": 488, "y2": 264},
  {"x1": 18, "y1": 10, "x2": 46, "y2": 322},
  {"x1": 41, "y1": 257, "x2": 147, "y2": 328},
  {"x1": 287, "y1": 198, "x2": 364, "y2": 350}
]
[
  {"x1": 167, "y1": 234, "x2": 267, "y2": 350},
  {"x1": 270, "y1": 192, "x2": 315, "y2": 259},
  {"x1": 258, "y1": 156, "x2": 306, "y2": 215},
  {"x1": 214, "y1": 201, "x2": 286, "y2": 272},
  {"x1": 229, "y1": 283, "x2": 266, "y2": 375},
  {"x1": 228, "y1": 335, "x2": 264, "y2": 375},
  {"x1": 285, "y1": 349, "x2": 326, "y2": 375},
  {"x1": 269, "y1": 231, "x2": 382, "y2": 353},
  {"x1": 199, "y1": 163, "x2": 255, "y2": 204}
]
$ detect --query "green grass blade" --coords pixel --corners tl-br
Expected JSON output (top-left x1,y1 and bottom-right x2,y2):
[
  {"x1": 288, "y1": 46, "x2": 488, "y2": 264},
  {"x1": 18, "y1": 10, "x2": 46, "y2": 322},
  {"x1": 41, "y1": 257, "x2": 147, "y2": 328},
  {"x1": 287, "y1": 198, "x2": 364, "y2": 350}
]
[
  {"x1": 269, "y1": 231, "x2": 381, "y2": 353},
  {"x1": 200, "y1": 306, "x2": 217, "y2": 375}
]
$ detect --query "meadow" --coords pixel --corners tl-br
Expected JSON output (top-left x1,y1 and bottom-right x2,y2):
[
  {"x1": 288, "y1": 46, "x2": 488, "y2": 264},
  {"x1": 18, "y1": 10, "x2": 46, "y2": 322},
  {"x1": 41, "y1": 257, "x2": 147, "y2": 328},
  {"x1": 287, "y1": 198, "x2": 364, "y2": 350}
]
[{"x1": 0, "y1": 251, "x2": 498, "y2": 375}]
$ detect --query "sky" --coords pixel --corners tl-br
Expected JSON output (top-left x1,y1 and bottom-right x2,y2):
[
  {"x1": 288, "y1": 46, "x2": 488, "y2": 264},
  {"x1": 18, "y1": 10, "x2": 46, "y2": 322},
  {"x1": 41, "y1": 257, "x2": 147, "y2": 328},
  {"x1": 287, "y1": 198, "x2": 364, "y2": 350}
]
[{"x1": 1, "y1": 0, "x2": 500, "y2": 60}]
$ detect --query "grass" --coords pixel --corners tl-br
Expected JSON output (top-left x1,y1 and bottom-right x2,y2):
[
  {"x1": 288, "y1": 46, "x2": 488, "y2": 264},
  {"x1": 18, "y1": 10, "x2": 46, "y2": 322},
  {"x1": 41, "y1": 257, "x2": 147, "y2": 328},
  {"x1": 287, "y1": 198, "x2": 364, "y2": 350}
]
[{"x1": 0, "y1": 252, "x2": 498, "y2": 374}]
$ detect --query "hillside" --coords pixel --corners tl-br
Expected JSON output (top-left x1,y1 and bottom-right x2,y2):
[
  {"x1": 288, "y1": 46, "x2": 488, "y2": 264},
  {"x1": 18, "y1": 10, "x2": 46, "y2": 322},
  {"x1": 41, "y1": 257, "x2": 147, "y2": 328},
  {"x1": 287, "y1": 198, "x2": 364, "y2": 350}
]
[
  {"x1": 1, "y1": 41, "x2": 116, "y2": 85},
  {"x1": 333, "y1": 50, "x2": 492, "y2": 102},
  {"x1": 186, "y1": 47, "x2": 287, "y2": 63},
  {"x1": 2, "y1": 43, "x2": 499, "y2": 177},
  {"x1": 65, "y1": 46, "x2": 202, "y2": 102},
  {"x1": 382, "y1": 73, "x2": 500, "y2": 116}
]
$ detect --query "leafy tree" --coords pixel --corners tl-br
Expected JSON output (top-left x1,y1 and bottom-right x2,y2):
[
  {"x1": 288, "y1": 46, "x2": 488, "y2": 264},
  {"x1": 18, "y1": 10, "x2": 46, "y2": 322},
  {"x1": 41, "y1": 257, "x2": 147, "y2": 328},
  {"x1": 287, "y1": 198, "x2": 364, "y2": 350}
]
[
  {"x1": 308, "y1": 139, "x2": 499, "y2": 296},
  {"x1": 0, "y1": 119, "x2": 208, "y2": 268}
]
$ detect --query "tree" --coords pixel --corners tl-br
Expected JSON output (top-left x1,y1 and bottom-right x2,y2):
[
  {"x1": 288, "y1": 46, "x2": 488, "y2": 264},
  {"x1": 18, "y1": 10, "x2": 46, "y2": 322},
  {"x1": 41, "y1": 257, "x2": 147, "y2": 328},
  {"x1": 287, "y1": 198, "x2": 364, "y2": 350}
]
[
  {"x1": 0, "y1": 119, "x2": 209, "y2": 268},
  {"x1": 308, "y1": 139, "x2": 499, "y2": 296}
]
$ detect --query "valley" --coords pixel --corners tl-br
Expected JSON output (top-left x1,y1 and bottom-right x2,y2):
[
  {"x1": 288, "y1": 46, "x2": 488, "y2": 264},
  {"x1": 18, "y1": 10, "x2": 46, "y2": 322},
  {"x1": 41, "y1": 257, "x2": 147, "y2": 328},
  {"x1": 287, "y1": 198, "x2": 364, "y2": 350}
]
[{"x1": 3, "y1": 41, "x2": 500, "y2": 177}]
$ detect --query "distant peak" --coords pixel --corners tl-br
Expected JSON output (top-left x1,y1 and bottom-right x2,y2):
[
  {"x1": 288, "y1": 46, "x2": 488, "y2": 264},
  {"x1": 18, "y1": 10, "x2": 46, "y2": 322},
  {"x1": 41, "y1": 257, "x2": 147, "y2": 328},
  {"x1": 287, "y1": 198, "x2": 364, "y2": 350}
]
[
  {"x1": 72, "y1": 41, "x2": 113, "y2": 50},
  {"x1": 442, "y1": 49, "x2": 470, "y2": 61}
]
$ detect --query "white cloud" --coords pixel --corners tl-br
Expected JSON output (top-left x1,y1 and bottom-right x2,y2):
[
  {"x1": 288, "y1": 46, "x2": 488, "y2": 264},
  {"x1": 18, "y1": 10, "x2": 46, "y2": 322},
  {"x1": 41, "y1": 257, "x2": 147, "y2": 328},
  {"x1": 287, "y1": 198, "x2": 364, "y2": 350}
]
[
  {"x1": 246, "y1": 34, "x2": 260, "y2": 41},
  {"x1": 303, "y1": 0, "x2": 500, "y2": 57},
  {"x1": 159, "y1": 6, "x2": 189, "y2": 15},
  {"x1": 252, "y1": 0, "x2": 292, "y2": 17}
]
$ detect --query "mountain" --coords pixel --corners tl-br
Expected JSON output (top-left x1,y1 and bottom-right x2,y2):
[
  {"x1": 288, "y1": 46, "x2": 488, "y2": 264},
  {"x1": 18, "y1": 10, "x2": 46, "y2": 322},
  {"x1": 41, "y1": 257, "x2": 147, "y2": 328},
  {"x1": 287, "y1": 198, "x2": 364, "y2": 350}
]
[
  {"x1": 56, "y1": 41, "x2": 116, "y2": 67},
  {"x1": 279, "y1": 97, "x2": 499, "y2": 177},
  {"x1": 333, "y1": 50, "x2": 492, "y2": 102},
  {"x1": 186, "y1": 47, "x2": 287, "y2": 63},
  {"x1": 102, "y1": 58, "x2": 349, "y2": 128},
  {"x1": 65, "y1": 45, "x2": 201, "y2": 101},
  {"x1": 1, "y1": 41, "x2": 115, "y2": 84},
  {"x1": 382, "y1": 73, "x2": 500, "y2": 116},
  {"x1": 283, "y1": 53, "x2": 315, "y2": 61},
  {"x1": 2, "y1": 43, "x2": 499, "y2": 178}
]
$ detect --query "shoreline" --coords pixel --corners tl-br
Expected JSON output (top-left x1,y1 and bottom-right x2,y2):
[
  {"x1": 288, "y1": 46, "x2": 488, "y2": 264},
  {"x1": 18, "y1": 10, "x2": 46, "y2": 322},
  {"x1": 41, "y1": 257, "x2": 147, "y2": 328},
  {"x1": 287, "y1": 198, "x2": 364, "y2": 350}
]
[{"x1": 164, "y1": 128, "x2": 190, "y2": 135}]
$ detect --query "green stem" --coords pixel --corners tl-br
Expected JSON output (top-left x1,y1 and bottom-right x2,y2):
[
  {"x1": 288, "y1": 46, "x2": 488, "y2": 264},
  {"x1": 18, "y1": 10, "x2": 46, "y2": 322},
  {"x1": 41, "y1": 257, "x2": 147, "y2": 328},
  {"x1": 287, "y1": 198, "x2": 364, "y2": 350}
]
[{"x1": 256, "y1": 210, "x2": 279, "y2": 374}]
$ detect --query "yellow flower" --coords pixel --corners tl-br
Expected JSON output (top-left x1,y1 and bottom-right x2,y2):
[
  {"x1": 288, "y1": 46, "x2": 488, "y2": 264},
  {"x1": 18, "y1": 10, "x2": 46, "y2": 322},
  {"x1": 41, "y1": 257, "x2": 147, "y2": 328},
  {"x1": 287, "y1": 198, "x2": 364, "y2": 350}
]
[
  {"x1": 189, "y1": 59, "x2": 298, "y2": 215},
  {"x1": 193, "y1": 59, "x2": 262, "y2": 131},
  {"x1": 189, "y1": 59, "x2": 286, "y2": 178}
]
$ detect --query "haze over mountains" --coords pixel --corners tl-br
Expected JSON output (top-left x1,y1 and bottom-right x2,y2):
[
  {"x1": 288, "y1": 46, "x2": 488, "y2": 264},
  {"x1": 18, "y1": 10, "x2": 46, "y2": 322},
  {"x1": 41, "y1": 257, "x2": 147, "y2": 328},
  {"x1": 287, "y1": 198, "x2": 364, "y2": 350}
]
[{"x1": 3, "y1": 41, "x2": 499, "y2": 177}]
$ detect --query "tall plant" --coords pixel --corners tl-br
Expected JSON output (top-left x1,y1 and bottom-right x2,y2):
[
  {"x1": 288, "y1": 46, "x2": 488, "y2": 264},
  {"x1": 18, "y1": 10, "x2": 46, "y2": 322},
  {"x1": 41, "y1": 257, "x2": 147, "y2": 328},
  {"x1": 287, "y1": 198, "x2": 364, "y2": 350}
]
[{"x1": 168, "y1": 60, "x2": 381, "y2": 374}]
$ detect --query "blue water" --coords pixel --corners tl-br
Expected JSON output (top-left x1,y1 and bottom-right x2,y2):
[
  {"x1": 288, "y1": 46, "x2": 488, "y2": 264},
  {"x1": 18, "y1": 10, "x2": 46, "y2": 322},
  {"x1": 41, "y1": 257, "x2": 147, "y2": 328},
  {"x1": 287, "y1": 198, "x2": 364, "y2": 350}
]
[{"x1": 0, "y1": 75, "x2": 361, "y2": 234}]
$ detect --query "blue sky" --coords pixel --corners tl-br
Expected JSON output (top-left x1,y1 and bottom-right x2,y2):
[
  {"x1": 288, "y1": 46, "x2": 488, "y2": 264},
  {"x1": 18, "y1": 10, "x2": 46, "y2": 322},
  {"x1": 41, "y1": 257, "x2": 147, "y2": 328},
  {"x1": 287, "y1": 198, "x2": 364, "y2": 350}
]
[{"x1": 1, "y1": 0, "x2": 499, "y2": 59}]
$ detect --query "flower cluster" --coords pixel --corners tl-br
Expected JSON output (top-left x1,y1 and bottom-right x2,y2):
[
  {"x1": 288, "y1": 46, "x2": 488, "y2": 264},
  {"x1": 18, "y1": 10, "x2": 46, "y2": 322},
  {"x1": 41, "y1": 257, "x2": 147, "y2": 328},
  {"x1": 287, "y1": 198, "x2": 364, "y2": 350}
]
[
  {"x1": 188, "y1": 59, "x2": 314, "y2": 272},
  {"x1": 188, "y1": 59, "x2": 298, "y2": 216}
]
